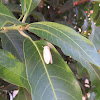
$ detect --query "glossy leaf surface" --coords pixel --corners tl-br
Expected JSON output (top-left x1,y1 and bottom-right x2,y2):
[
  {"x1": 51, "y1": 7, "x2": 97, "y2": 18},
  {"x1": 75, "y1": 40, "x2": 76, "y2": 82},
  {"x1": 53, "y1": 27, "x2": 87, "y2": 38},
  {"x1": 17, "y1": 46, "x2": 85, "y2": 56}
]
[
  {"x1": 28, "y1": 22, "x2": 100, "y2": 67},
  {"x1": 24, "y1": 38, "x2": 82, "y2": 100},
  {"x1": 28, "y1": 21, "x2": 100, "y2": 90}
]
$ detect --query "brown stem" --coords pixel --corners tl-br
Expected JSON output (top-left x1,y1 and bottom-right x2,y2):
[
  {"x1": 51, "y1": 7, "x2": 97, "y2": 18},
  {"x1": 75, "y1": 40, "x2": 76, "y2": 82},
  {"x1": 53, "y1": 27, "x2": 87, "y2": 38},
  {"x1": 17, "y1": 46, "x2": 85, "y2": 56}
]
[
  {"x1": 40, "y1": 0, "x2": 44, "y2": 12},
  {"x1": 73, "y1": 0, "x2": 90, "y2": 6}
]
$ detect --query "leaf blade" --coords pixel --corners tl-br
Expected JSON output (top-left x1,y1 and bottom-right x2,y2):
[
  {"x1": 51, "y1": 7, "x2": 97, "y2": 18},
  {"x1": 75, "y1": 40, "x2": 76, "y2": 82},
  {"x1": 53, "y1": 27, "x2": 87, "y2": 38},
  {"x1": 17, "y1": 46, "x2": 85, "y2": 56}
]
[
  {"x1": 28, "y1": 21, "x2": 100, "y2": 92},
  {"x1": 24, "y1": 38, "x2": 82, "y2": 100},
  {"x1": 0, "y1": 3, "x2": 25, "y2": 28},
  {"x1": 20, "y1": 0, "x2": 41, "y2": 15},
  {"x1": 0, "y1": 31, "x2": 25, "y2": 62},
  {"x1": 14, "y1": 87, "x2": 32, "y2": 100},
  {"x1": 89, "y1": 21, "x2": 100, "y2": 51},
  {"x1": 28, "y1": 22, "x2": 100, "y2": 67},
  {"x1": 0, "y1": 49, "x2": 31, "y2": 93}
]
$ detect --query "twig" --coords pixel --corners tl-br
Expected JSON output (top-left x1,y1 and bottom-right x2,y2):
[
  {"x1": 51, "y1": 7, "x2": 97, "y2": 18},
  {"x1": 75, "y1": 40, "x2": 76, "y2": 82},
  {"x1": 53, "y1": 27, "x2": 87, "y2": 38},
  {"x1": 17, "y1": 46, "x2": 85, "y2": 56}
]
[{"x1": 73, "y1": 0, "x2": 90, "y2": 6}]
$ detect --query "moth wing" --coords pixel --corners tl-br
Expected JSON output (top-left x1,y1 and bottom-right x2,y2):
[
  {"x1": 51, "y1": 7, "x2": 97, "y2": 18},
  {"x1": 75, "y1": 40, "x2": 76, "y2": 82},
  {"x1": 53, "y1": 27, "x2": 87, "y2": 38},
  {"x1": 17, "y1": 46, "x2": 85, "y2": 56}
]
[
  {"x1": 50, "y1": 53, "x2": 53, "y2": 64},
  {"x1": 43, "y1": 46, "x2": 52, "y2": 64}
]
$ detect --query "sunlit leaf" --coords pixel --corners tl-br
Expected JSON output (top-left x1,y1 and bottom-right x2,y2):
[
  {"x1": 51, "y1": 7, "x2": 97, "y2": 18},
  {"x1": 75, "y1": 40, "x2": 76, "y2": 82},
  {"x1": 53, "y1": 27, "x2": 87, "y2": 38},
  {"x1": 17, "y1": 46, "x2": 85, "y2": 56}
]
[{"x1": 0, "y1": 49, "x2": 31, "y2": 93}]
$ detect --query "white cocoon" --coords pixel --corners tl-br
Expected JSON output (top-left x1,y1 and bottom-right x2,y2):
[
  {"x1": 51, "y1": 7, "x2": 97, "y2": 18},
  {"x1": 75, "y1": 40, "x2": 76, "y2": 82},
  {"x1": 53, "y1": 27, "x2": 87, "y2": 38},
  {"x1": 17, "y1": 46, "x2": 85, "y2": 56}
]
[{"x1": 43, "y1": 46, "x2": 53, "y2": 64}]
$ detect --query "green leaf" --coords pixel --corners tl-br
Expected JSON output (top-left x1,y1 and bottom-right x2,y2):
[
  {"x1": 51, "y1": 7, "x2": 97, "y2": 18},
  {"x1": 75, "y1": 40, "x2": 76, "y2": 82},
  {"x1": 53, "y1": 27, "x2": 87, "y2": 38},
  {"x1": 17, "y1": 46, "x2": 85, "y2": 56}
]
[
  {"x1": 28, "y1": 21, "x2": 100, "y2": 92},
  {"x1": 96, "y1": 14, "x2": 100, "y2": 26},
  {"x1": 31, "y1": 11, "x2": 45, "y2": 21},
  {"x1": 89, "y1": 22, "x2": 100, "y2": 97},
  {"x1": 0, "y1": 49, "x2": 31, "y2": 93},
  {"x1": 28, "y1": 22, "x2": 100, "y2": 67},
  {"x1": 5, "y1": 4, "x2": 22, "y2": 13},
  {"x1": 89, "y1": 21, "x2": 100, "y2": 51},
  {"x1": 91, "y1": 1, "x2": 100, "y2": 26},
  {"x1": 95, "y1": 88, "x2": 100, "y2": 100},
  {"x1": 24, "y1": 38, "x2": 82, "y2": 100},
  {"x1": 0, "y1": 3, "x2": 24, "y2": 29},
  {"x1": 0, "y1": 31, "x2": 25, "y2": 62},
  {"x1": 14, "y1": 87, "x2": 32, "y2": 100},
  {"x1": 20, "y1": 0, "x2": 41, "y2": 15},
  {"x1": 77, "y1": 62, "x2": 88, "y2": 78},
  {"x1": 58, "y1": 0, "x2": 73, "y2": 12},
  {"x1": 92, "y1": 2, "x2": 99, "y2": 20}
]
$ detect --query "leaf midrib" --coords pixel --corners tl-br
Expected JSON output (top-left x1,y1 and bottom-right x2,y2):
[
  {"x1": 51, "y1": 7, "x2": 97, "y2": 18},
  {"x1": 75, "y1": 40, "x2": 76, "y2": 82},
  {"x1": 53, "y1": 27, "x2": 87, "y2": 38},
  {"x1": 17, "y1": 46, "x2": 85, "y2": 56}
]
[
  {"x1": 30, "y1": 38, "x2": 58, "y2": 100},
  {"x1": 26, "y1": 0, "x2": 32, "y2": 14},
  {"x1": 29, "y1": 25, "x2": 100, "y2": 82},
  {"x1": 29, "y1": 23, "x2": 100, "y2": 67}
]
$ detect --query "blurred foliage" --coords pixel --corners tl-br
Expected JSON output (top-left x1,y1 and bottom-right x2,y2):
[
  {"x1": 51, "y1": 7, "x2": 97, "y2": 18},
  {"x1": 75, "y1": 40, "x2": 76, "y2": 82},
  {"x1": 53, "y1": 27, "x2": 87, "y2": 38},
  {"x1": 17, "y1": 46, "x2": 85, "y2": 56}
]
[{"x1": 0, "y1": 0, "x2": 100, "y2": 99}]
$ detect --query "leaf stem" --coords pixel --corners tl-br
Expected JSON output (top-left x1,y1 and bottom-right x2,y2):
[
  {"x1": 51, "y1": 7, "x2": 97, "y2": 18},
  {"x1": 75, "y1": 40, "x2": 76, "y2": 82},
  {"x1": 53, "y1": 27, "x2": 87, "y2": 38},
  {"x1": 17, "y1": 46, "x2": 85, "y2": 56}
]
[
  {"x1": 22, "y1": 12, "x2": 28, "y2": 23},
  {"x1": 18, "y1": 14, "x2": 24, "y2": 21},
  {"x1": 3, "y1": 25, "x2": 21, "y2": 31},
  {"x1": 0, "y1": 30, "x2": 8, "y2": 33}
]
